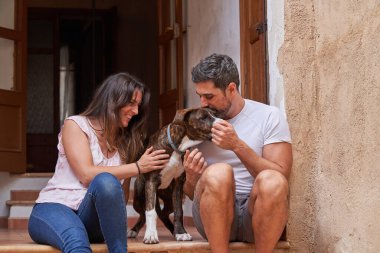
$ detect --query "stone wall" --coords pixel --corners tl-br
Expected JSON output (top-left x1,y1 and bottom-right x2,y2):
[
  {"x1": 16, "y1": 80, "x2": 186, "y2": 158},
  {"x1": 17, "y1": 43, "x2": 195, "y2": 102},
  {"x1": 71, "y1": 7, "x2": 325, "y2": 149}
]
[{"x1": 279, "y1": 1, "x2": 380, "y2": 252}]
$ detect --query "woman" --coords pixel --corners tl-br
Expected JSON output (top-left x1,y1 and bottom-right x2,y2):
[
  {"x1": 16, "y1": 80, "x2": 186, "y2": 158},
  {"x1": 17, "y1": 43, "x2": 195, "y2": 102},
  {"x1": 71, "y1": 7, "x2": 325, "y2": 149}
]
[{"x1": 28, "y1": 72, "x2": 169, "y2": 253}]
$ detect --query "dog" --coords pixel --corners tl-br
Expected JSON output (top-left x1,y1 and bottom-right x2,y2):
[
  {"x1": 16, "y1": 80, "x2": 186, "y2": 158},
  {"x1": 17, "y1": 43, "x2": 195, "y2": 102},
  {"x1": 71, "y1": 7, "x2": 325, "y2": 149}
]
[{"x1": 127, "y1": 107, "x2": 218, "y2": 244}]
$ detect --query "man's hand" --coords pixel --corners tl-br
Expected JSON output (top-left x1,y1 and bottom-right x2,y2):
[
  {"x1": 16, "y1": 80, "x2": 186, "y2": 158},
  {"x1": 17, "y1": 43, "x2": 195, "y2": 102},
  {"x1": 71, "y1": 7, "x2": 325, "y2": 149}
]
[
  {"x1": 183, "y1": 148, "x2": 207, "y2": 199},
  {"x1": 211, "y1": 120, "x2": 240, "y2": 150}
]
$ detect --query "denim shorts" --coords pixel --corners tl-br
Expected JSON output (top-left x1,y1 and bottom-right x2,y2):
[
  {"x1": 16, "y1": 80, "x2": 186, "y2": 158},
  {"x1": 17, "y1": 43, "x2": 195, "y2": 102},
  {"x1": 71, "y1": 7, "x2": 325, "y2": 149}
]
[{"x1": 192, "y1": 193, "x2": 254, "y2": 242}]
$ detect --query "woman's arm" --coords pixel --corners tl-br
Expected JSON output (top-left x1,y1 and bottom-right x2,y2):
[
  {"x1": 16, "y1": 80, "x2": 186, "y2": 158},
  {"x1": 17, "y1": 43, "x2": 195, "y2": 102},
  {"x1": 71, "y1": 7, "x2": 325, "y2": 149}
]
[{"x1": 62, "y1": 119, "x2": 169, "y2": 187}]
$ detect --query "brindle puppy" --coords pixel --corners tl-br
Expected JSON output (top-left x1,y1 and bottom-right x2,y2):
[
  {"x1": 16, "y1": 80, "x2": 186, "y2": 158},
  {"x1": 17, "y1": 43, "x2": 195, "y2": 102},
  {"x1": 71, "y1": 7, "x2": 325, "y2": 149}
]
[{"x1": 128, "y1": 107, "x2": 217, "y2": 244}]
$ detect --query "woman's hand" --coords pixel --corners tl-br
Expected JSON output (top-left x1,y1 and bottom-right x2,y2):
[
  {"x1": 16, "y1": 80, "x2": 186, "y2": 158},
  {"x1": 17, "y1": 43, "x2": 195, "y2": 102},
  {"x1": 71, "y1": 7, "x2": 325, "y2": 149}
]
[{"x1": 137, "y1": 147, "x2": 170, "y2": 173}]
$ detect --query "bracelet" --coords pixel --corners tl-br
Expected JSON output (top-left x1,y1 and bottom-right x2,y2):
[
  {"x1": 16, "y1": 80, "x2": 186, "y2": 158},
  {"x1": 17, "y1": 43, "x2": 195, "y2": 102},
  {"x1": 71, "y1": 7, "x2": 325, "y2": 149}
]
[{"x1": 135, "y1": 162, "x2": 141, "y2": 175}]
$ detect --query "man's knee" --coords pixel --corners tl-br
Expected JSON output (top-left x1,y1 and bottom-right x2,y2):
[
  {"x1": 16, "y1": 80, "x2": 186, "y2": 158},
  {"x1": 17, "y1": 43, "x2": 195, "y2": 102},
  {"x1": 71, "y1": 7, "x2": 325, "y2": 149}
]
[
  {"x1": 199, "y1": 163, "x2": 234, "y2": 198},
  {"x1": 254, "y1": 170, "x2": 289, "y2": 200}
]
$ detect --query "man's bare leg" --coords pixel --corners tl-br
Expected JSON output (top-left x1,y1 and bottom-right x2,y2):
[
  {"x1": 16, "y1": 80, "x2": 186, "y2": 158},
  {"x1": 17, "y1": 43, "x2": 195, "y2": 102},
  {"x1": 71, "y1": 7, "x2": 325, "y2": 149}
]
[
  {"x1": 195, "y1": 163, "x2": 235, "y2": 253},
  {"x1": 249, "y1": 170, "x2": 289, "y2": 253}
]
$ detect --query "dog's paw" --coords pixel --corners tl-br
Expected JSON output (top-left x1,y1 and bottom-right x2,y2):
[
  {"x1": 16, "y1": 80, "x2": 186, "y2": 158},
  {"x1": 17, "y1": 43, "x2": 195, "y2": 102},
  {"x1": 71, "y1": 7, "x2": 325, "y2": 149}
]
[
  {"x1": 127, "y1": 230, "x2": 138, "y2": 238},
  {"x1": 143, "y1": 230, "x2": 159, "y2": 244},
  {"x1": 175, "y1": 233, "x2": 192, "y2": 241}
]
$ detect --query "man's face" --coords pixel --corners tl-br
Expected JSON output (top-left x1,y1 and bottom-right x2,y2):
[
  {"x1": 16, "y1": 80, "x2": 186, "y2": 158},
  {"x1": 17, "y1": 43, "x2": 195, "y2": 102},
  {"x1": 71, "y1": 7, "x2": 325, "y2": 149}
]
[{"x1": 195, "y1": 81, "x2": 232, "y2": 119}]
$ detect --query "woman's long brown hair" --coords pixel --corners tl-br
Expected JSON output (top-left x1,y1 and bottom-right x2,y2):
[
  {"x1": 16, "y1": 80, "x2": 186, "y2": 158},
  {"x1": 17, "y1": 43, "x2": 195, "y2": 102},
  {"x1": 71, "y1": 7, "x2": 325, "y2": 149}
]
[{"x1": 81, "y1": 72, "x2": 150, "y2": 163}]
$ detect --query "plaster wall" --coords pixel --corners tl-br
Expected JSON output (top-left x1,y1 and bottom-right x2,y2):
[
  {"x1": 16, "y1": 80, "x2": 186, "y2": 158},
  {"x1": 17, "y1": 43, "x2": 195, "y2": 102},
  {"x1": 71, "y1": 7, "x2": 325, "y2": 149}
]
[
  {"x1": 185, "y1": 0, "x2": 286, "y2": 111},
  {"x1": 185, "y1": 0, "x2": 240, "y2": 108},
  {"x1": 279, "y1": 1, "x2": 380, "y2": 252},
  {"x1": 267, "y1": 0, "x2": 286, "y2": 113}
]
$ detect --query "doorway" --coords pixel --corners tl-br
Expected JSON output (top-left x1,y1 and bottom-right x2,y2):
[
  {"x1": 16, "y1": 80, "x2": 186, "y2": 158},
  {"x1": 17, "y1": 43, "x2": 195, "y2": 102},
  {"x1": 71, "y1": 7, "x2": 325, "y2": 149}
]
[{"x1": 26, "y1": 8, "x2": 115, "y2": 172}]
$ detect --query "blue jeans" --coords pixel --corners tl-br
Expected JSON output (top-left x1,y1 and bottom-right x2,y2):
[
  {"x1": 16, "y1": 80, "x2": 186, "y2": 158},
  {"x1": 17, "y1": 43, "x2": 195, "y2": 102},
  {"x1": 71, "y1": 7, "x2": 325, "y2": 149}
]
[{"x1": 28, "y1": 172, "x2": 127, "y2": 253}]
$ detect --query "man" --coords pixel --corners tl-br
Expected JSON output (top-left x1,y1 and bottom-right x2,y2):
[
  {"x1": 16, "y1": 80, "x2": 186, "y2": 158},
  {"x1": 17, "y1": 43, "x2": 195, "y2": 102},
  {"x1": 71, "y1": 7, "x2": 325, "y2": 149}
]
[{"x1": 183, "y1": 53, "x2": 292, "y2": 253}]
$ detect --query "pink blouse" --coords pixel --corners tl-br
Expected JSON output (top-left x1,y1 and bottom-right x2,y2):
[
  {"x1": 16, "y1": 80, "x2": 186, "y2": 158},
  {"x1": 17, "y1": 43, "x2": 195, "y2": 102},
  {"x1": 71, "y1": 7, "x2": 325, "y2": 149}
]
[{"x1": 35, "y1": 116, "x2": 122, "y2": 210}]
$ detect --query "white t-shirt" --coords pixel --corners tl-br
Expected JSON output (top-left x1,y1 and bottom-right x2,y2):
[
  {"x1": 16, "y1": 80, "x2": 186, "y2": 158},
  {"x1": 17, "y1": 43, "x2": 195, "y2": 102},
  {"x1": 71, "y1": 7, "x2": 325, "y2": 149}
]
[
  {"x1": 36, "y1": 116, "x2": 122, "y2": 210},
  {"x1": 197, "y1": 99, "x2": 292, "y2": 194}
]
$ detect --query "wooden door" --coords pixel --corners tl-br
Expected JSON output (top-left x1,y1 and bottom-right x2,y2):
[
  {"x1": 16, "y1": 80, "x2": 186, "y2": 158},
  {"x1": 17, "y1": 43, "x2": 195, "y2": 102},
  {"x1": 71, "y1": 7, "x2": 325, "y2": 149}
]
[
  {"x1": 240, "y1": 0, "x2": 268, "y2": 103},
  {"x1": 0, "y1": 0, "x2": 27, "y2": 173},
  {"x1": 157, "y1": 0, "x2": 184, "y2": 127}
]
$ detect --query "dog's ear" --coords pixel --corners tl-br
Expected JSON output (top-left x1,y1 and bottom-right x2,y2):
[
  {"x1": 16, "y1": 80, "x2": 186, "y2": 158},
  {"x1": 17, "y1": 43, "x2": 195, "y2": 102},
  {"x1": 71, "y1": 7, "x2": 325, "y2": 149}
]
[{"x1": 172, "y1": 108, "x2": 193, "y2": 123}]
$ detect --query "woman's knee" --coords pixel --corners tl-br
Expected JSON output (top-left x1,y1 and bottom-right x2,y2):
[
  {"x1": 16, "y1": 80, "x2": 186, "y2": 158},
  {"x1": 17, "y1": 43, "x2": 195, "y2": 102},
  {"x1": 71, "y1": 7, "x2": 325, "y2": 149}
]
[{"x1": 91, "y1": 172, "x2": 123, "y2": 198}]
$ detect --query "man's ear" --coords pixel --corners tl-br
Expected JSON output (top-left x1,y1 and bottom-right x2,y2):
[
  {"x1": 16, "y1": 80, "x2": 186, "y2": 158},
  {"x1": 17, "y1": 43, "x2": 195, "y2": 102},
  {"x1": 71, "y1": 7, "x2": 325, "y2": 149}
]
[
  {"x1": 228, "y1": 82, "x2": 237, "y2": 92},
  {"x1": 172, "y1": 108, "x2": 193, "y2": 122}
]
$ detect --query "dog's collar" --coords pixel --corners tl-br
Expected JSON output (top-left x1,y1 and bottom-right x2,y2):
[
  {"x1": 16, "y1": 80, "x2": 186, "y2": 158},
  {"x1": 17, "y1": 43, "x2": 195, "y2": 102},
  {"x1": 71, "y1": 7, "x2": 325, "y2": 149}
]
[{"x1": 167, "y1": 124, "x2": 184, "y2": 155}]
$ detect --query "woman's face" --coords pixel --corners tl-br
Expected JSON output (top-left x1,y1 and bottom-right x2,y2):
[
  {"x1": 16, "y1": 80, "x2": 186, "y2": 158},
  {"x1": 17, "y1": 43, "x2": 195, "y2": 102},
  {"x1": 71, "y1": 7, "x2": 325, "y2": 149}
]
[{"x1": 119, "y1": 89, "x2": 143, "y2": 127}]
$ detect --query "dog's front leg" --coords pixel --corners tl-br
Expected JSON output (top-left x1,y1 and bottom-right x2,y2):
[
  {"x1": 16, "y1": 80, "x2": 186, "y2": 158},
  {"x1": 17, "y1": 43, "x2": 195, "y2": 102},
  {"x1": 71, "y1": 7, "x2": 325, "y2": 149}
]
[
  {"x1": 127, "y1": 175, "x2": 146, "y2": 238},
  {"x1": 143, "y1": 173, "x2": 160, "y2": 244},
  {"x1": 173, "y1": 173, "x2": 192, "y2": 241}
]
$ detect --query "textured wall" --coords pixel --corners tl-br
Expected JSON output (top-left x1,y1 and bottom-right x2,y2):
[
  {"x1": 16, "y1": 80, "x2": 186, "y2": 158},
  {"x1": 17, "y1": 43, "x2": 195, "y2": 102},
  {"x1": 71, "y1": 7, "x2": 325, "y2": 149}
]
[{"x1": 279, "y1": 1, "x2": 380, "y2": 252}]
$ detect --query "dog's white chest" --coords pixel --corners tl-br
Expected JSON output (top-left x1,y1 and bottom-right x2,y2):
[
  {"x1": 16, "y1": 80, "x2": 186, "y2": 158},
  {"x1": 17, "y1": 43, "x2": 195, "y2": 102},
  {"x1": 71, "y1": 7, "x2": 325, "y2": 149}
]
[
  {"x1": 158, "y1": 152, "x2": 183, "y2": 189},
  {"x1": 158, "y1": 137, "x2": 202, "y2": 189}
]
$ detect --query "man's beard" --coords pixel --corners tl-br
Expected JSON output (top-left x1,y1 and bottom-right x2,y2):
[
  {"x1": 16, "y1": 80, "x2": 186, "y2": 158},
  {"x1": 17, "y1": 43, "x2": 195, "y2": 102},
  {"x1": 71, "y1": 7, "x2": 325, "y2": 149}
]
[{"x1": 211, "y1": 101, "x2": 232, "y2": 119}]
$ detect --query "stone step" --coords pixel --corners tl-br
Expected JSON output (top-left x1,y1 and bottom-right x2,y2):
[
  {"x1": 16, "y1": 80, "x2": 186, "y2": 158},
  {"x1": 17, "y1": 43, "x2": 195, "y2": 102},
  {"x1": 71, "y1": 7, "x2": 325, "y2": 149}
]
[
  {"x1": 7, "y1": 198, "x2": 194, "y2": 229},
  {"x1": 9, "y1": 173, "x2": 54, "y2": 179},
  {"x1": 6, "y1": 187, "x2": 194, "y2": 229},
  {"x1": 0, "y1": 227, "x2": 290, "y2": 253},
  {"x1": 0, "y1": 241, "x2": 291, "y2": 253},
  {"x1": 7, "y1": 216, "x2": 195, "y2": 230},
  {"x1": 10, "y1": 190, "x2": 40, "y2": 202},
  {"x1": 6, "y1": 198, "x2": 189, "y2": 217},
  {"x1": 9, "y1": 189, "x2": 136, "y2": 202},
  {"x1": 6, "y1": 202, "x2": 140, "y2": 229}
]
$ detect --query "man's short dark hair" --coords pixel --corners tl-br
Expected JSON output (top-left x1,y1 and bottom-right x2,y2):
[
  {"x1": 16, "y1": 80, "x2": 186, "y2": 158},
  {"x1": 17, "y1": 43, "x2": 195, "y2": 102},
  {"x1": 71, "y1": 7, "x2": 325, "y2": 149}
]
[{"x1": 191, "y1": 53, "x2": 240, "y2": 90}]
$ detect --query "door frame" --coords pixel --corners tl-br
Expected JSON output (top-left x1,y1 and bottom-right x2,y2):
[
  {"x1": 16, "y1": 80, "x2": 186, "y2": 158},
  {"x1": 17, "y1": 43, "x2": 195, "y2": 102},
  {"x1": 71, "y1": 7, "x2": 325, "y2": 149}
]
[
  {"x1": 157, "y1": 0, "x2": 185, "y2": 128},
  {"x1": 0, "y1": 0, "x2": 27, "y2": 173},
  {"x1": 239, "y1": 0, "x2": 268, "y2": 104},
  {"x1": 26, "y1": 7, "x2": 116, "y2": 173}
]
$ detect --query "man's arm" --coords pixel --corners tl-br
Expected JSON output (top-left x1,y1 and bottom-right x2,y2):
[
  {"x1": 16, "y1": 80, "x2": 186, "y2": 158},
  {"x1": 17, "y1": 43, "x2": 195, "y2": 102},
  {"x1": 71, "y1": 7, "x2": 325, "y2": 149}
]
[
  {"x1": 212, "y1": 120, "x2": 292, "y2": 179},
  {"x1": 233, "y1": 140, "x2": 292, "y2": 180}
]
